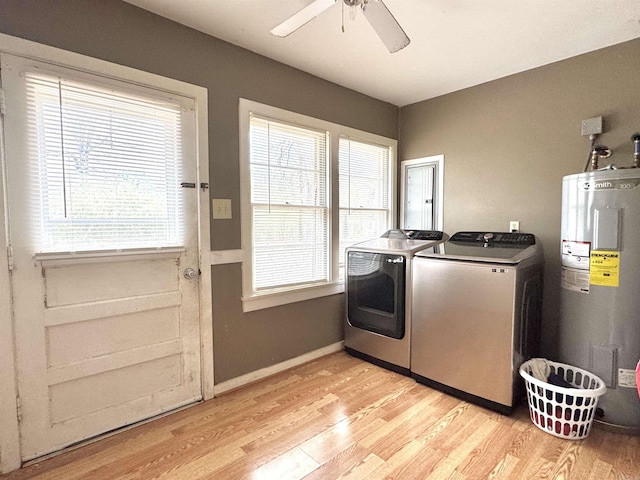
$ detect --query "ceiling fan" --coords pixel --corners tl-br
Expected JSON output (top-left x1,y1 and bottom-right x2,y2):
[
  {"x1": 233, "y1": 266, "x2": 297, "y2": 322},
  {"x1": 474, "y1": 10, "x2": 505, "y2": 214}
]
[{"x1": 270, "y1": 0, "x2": 410, "y2": 53}]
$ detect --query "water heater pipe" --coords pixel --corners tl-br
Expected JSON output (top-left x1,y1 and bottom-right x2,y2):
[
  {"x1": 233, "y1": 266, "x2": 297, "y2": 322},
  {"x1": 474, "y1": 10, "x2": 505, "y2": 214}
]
[
  {"x1": 589, "y1": 145, "x2": 612, "y2": 171},
  {"x1": 631, "y1": 133, "x2": 640, "y2": 168}
]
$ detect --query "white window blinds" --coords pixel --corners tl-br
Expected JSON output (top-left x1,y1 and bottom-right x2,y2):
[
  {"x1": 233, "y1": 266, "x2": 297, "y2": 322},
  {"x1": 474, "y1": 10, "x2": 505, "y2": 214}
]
[
  {"x1": 339, "y1": 137, "x2": 391, "y2": 266},
  {"x1": 25, "y1": 72, "x2": 185, "y2": 253},
  {"x1": 249, "y1": 115, "x2": 329, "y2": 292}
]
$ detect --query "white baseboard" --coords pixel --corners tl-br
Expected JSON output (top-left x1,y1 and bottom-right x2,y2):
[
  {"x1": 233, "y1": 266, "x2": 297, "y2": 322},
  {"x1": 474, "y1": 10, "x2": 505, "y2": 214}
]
[{"x1": 214, "y1": 341, "x2": 344, "y2": 396}]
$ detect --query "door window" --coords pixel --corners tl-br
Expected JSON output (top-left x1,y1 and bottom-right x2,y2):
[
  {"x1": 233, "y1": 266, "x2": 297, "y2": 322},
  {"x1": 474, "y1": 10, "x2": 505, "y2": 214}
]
[
  {"x1": 24, "y1": 72, "x2": 186, "y2": 254},
  {"x1": 400, "y1": 155, "x2": 444, "y2": 231}
]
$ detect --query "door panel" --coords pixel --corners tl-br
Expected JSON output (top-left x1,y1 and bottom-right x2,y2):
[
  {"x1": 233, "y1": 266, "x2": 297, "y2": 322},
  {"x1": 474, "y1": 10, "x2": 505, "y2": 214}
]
[
  {"x1": 1, "y1": 53, "x2": 203, "y2": 460},
  {"x1": 11, "y1": 232, "x2": 202, "y2": 462},
  {"x1": 44, "y1": 258, "x2": 180, "y2": 306},
  {"x1": 47, "y1": 305, "x2": 180, "y2": 366}
]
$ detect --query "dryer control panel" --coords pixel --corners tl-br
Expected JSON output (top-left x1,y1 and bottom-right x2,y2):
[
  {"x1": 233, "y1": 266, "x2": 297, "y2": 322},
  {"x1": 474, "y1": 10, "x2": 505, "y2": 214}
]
[
  {"x1": 404, "y1": 230, "x2": 445, "y2": 240},
  {"x1": 381, "y1": 229, "x2": 444, "y2": 240},
  {"x1": 450, "y1": 231, "x2": 536, "y2": 245}
]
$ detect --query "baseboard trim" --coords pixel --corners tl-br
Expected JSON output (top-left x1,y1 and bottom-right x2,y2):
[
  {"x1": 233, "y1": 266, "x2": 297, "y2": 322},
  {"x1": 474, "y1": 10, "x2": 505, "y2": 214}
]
[{"x1": 214, "y1": 341, "x2": 344, "y2": 396}]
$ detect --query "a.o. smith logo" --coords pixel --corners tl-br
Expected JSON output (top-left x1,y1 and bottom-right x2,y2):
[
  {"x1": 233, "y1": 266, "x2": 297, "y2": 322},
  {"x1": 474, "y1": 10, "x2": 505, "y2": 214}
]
[{"x1": 582, "y1": 178, "x2": 640, "y2": 190}]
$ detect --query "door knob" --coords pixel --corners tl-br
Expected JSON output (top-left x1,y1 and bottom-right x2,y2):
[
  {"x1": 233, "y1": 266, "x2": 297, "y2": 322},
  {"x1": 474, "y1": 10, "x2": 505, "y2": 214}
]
[{"x1": 183, "y1": 268, "x2": 199, "y2": 280}]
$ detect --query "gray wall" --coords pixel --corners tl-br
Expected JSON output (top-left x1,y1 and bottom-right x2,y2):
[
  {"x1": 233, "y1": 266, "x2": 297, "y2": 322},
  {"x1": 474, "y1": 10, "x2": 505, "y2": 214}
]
[
  {"x1": 3, "y1": 0, "x2": 638, "y2": 381},
  {"x1": 398, "y1": 38, "x2": 640, "y2": 358},
  {"x1": 0, "y1": 0, "x2": 399, "y2": 383}
]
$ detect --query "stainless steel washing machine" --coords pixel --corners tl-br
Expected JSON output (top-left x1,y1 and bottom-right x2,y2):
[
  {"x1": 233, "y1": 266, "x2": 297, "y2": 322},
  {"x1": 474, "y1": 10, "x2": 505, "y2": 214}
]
[
  {"x1": 345, "y1": 229, "x2": 448, "y2": 375},
  {"x1": 411, "y1": 231, "x2": 544, "y2": 413}
]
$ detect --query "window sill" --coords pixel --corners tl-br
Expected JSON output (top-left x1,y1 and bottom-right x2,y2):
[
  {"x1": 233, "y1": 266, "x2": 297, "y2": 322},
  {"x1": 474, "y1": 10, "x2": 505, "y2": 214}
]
[{"x1": 242, "y1": 282, "x2": 345, "y2": 313}]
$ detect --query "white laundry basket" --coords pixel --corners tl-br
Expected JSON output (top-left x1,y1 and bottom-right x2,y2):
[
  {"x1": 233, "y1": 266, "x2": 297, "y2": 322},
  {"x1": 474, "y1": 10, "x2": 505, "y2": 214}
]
[{"x1": 519, "y1": 359, "x2": 607, "y2": 440}]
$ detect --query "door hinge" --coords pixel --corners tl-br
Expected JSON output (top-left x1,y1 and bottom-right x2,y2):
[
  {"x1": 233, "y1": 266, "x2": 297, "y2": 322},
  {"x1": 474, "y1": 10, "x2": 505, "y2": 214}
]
[
  {"x1": 7, "y1": 244, "x2": 14, "y2": 271},
  {"x1": 16, "y1": 396, "x2": 22, "y2": 422}
]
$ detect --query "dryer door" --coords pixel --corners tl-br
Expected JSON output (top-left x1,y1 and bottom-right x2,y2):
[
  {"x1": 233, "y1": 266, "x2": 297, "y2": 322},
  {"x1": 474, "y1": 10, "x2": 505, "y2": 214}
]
[{"x1": 346, "y1": 251, "x2": 406, "y2": 339}]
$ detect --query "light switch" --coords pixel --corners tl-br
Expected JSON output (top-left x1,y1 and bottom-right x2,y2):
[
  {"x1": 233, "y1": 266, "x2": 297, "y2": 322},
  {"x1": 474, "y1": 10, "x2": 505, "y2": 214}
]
[{"x1": 212, "y1": 199, "x2": 232, "y2": 219}]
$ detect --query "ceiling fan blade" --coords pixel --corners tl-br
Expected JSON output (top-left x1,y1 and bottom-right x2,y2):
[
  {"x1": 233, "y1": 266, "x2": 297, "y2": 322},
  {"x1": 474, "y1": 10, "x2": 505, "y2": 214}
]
[
  {"x1": 271, "y1": 0, "x2": 338, "y2": 37},
  {"x1": 361, "y1": 0, "x2": 410, "y2": 53}
]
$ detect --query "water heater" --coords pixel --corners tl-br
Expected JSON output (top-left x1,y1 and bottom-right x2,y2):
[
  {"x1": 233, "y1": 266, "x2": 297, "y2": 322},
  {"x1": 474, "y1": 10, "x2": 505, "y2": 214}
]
[{"x1": 560, "y1": 168, "x2": 640, "y2": 434}]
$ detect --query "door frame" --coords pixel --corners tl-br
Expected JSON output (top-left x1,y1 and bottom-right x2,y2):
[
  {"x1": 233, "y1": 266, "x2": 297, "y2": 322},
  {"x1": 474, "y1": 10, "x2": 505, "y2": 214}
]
[
  {"x1": 399, "y1": 155, "x2": 444, "y2": 231},
  {"x1": 0, "y1": 33, "x2": 212, "y2": 473}
]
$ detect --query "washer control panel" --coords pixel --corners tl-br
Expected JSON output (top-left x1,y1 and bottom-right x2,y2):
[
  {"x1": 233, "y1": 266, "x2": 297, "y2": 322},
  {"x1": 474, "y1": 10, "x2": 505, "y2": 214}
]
[{"x1": 450, "y1": 231, "x2": 535, "y2": 245}]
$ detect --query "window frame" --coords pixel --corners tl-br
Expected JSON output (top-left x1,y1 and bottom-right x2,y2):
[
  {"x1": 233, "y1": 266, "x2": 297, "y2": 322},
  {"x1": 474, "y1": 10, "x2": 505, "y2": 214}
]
[{"x1": 239, "y1": 99, "x2": 396, "y2": 312}]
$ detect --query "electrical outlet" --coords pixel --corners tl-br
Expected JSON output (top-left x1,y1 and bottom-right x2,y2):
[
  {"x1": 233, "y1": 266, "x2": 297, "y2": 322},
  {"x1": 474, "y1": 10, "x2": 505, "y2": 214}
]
[
  {"x1": 581, "y1": 116, "x2": 603, "y2": 136},
  {"x1": 212, "y1": 199, "x2": 232, "y2": 219},
  {"x1": 509, "y1": 221, "x2": 520, "y2": 233}
]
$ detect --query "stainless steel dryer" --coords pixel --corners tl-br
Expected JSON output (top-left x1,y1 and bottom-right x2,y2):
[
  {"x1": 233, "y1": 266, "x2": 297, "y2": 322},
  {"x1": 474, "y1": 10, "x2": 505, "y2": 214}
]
[
  {"x1": 345, "y1": 229, "x2": 448, "y2": 375},
  {"x1": 411, "y1": 231, "x2": 544, "y2": 413}
]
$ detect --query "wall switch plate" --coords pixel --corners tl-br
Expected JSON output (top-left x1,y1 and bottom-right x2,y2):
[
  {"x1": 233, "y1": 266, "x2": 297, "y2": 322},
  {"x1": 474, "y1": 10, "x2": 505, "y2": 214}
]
[
  {"x1": 581, "y1": 116, "x2": 603, "y2": 136},
  {"x1": 509, "y1": 221, "x2": 520, "y2": 233},
  {"x1": 212, "y1": 199, "x2": 232, "y2": 219}
]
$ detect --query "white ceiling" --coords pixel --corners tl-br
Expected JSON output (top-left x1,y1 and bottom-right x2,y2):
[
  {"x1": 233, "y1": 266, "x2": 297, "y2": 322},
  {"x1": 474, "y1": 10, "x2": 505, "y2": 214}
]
[{"x1": 123, "y1": 0, "x2": 640, "y2": 107}]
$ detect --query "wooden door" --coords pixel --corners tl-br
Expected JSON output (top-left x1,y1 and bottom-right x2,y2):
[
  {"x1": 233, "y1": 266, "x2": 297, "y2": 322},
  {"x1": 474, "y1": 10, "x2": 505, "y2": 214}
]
[{"x1": 1, "y1": 53, "x2": 203, "y2": 461}]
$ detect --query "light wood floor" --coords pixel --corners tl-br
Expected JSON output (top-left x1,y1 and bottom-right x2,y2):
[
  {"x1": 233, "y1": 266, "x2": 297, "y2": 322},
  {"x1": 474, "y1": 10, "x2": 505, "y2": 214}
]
[{"x1": 2, "y1": 351, "x2": 639, "y2": 480}]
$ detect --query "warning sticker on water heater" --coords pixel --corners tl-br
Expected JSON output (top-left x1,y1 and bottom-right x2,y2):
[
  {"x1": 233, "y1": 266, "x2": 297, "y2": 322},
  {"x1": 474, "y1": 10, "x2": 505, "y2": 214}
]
[
  {"x1": 589, "y1": 251, "x2": 620, "y2": 287},
  {"x1": 561, "y1": 240, "x2": 590, "y2": 270},
  {"x1": 561, "y1": 266, "x2": 590, "y2": 293},
  {"x1": 618, "y1": 368, "x2": 637, "y2": 389}
]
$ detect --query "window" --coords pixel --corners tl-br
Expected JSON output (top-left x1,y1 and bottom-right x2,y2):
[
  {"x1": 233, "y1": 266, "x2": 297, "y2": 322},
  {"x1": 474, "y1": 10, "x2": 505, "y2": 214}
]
[
  {"x1": 339, "y1": 137, "x2": 391, "y2": 276},
  {"x1": 249, "y1": 116, "x2": 328, "y2": 291},
  {"x1": 240, "y1": 100, "x2": 395, "y2": 312},
  {"x1": 400, "y1": 155, "x2": 444, "y2": 231},
  {"x1": 23, "y1": 70, "x2": 190, "y2": 254}
]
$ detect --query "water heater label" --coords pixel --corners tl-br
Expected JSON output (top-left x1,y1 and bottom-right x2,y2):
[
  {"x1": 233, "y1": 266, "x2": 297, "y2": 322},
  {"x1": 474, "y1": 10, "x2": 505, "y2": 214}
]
[
  {"x1": 582, "y1": 178, "x2": 640, "y2": 190},
  {"x1": 561, "y1": 240, "x2": 590, "y2": 271},
  {"x1": 618, "y1": 368, "x2": 637, "y2": 389},
  {"x1": 562, "y1": 240, "x2": 590, "y2": 258},
  {"x1": 561, "y1": 266, "x2": 590, "y2": 293},
  {"x1": 589, "y1": 251, "x2": 620, "y2": 287}
]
